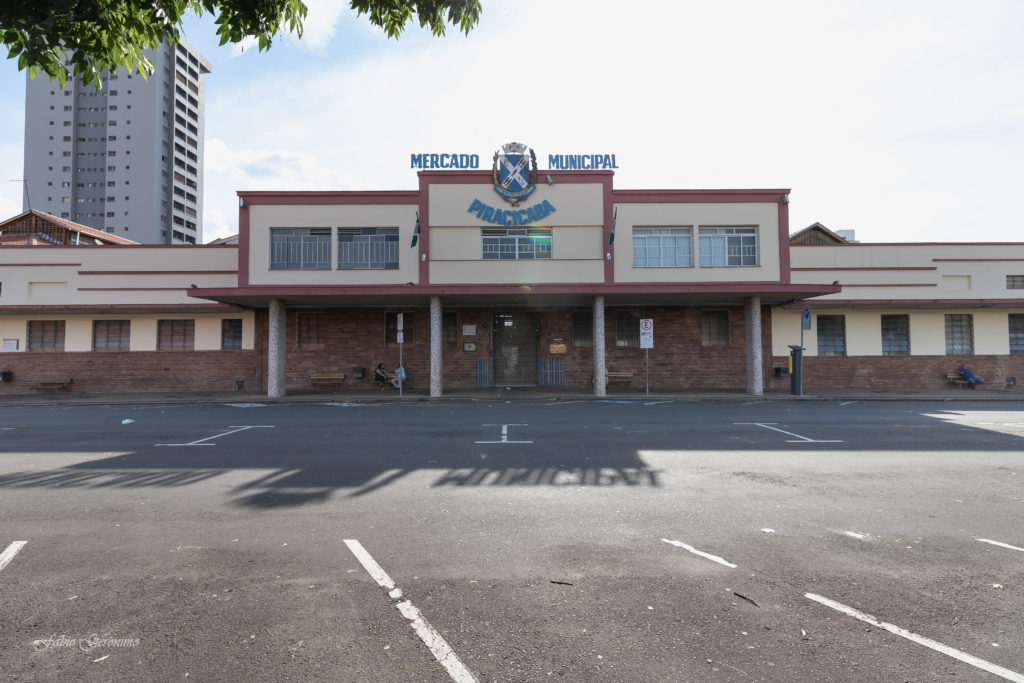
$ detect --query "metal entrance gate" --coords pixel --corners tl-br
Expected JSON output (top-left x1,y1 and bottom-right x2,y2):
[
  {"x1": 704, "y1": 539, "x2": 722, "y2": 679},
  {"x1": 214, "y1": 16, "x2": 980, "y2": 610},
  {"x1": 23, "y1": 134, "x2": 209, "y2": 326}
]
[{"x1": 492, "y1": 313, "x2": 539, "y2": 386}]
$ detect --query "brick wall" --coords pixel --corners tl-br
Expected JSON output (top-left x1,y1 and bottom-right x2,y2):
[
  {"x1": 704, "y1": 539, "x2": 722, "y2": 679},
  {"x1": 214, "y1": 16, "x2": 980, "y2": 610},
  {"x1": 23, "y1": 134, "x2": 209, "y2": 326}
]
[
  {"x1": 766, "y1": 354, "x2": 1024, "y2": 391},
  {"x1": 262, "y1": 305, "x2": 769, "y2": 392},
  {"x1": 0, "y1": 350, "x2": 260, "y2": 395}
]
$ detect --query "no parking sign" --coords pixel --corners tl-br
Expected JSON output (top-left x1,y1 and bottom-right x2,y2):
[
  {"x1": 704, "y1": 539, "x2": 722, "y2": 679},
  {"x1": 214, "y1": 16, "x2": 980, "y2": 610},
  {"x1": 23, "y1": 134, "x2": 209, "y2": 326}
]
[{"x1": 640, "y1": 319, "x2": 653, "y2": 349}]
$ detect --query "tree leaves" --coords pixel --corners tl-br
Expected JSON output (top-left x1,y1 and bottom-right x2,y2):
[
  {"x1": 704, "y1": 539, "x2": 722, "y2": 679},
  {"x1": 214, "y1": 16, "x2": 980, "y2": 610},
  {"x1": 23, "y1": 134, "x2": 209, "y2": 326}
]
[{"x1": 2, "y1": 0, "x2": 481, "y2": 89}]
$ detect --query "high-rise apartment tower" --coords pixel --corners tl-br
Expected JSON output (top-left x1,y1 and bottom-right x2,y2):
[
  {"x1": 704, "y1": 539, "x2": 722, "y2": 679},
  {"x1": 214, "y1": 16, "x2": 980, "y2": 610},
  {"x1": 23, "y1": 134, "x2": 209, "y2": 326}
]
[{"x1": 23, "y1": 39, "x2": 210, "y2": 244}]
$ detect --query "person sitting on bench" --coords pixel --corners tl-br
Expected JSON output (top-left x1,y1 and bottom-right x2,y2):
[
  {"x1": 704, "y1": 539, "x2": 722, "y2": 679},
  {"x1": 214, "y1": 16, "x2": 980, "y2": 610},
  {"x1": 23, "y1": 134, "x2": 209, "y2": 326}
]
[
  {"x1": 374, "y1": 363, "x2": 398, "y2": 389},
  {"x1": 957, "y1": 367, "x2": 984, "y2": 389}
]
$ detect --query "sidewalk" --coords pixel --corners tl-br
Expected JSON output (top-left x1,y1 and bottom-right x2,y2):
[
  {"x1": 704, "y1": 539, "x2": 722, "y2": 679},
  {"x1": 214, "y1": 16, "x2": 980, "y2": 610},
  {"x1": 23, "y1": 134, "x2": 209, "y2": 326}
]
[{"x1": 1, "y1": 384, "x2": 1021, "y2": 407}]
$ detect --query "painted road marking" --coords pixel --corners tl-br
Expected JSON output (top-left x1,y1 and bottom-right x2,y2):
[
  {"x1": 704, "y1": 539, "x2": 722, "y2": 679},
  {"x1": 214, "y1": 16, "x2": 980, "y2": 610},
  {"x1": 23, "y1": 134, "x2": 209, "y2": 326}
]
[
  {"x1": 343, "y1": 539, "x2": 477, "y2": 683},
  {"x1": 977, "y1": 538, "x2": 1024, "y2": 553},
  {"x1": 475, "y1": 424, "x2": 532, "y2": 444},
  {"x1": 661, "y1": 538, "x2": 737, "y2": 568},
  {"x1": 735, "y1": 422, "x2": 843, "y2": 443},
  {"x1": 0, "y1": 541, "x2": 27, "y2": 572},
  {"x1": 805, "y1": 593, "x2": 1024, "y2": 682},
  {"x1": 155, "y1": 425, "x2": 274, "y2": 447}
]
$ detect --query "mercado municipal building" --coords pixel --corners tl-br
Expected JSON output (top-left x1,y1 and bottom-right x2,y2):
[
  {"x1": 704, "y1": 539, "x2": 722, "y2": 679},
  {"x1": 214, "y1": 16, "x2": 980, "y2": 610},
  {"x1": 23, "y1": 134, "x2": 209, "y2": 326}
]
[{"x1": 2, "y1": 143, "x2": 1023, "y2": 397}]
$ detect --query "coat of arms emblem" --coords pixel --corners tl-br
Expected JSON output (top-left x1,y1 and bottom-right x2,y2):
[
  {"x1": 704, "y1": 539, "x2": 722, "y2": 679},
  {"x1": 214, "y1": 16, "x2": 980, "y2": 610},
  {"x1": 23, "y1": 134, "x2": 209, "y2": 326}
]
[{"x1": 492, "y1": 142, "x2": 537, "y2": 206}]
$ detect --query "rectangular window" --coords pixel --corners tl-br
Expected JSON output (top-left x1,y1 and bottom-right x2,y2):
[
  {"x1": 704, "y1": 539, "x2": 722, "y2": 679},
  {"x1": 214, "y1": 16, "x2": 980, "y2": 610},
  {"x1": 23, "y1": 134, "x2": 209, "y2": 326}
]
[
  {"x1": 157, "y1": 320, "x2": 194, "y2": 350},
  {"x1": 698, "y1": 227, "x2": 758, "y2": 266},
  {"x1": 385, "y1": 312, "x2": 414, "y2": 347},
  {"x1": 27, "y1": 320, "x2": 65, "y2": 352},
  {"x1": 337, "y1": 228, "x2": 399, "y2": 269},
  {"x1": 93, "y1": 320, "x2": 130, "y2": 351},
  {"x1": 701, "y1": 311, "x2": 729, "y2": 346},
  {"x1": 1010, "y1": 314, "x2": 1024, "y2": 355},
  {"x1": 482, "y1": 228, "x2": 552, "y2": 260},
  {"x1": 572, "y1": 310, "x2": 593, "y2": 348},
  {"x1": 945, "y1": 314, "x2": 974, "y2": 355},
  {"x1": 443, "y1": 312, "x2": 457, "y2": 350},
  {"x1": 881, "y1": 314, "x2": 910, "y2": 356},
  {"x1": 270, "y1": 228, "x2": 331, "y2": 270},
  {"x1": 297, "y1": 312, "x2": 327, "y2": 350},
  {"x1": 615, "y1": 310, "x2": 641, "y2": 348},
  {"x1": 221, "y1": 319, "x2": 243, "y2": 350},
  {"x1": 1007, "y1": 275, "x2": 1024, "y2": 289},
  {"x1": 816, "y1": 315, "x2": 846, "y2": 356},
  {"x1": 633, "y1": 227, "x2": 692, "y2": 267}
]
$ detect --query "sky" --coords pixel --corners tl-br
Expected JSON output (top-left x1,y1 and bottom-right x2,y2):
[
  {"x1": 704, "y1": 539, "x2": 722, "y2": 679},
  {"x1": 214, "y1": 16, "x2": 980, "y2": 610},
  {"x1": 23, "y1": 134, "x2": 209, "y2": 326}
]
[{"x1": 0, "y1": 0, "x2": 1021, "y2": 244}]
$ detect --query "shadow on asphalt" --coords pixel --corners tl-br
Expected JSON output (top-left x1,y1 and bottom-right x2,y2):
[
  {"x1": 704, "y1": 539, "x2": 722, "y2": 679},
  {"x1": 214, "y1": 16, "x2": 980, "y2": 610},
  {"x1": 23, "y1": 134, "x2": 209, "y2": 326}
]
[{"x1": 1, "y1": 401, "x2": 1021, "y2": 508}]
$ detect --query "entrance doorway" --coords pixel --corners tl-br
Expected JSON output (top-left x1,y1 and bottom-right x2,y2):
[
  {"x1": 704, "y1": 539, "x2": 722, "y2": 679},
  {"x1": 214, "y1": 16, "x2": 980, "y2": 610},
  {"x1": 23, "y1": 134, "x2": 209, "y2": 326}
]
[{"x1": 492, "y1": 313, "x2": 539, "y2": 386}]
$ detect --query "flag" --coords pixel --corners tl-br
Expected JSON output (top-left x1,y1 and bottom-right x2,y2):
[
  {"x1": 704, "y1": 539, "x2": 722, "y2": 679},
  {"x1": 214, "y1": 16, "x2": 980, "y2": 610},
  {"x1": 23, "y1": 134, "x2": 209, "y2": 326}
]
[
  {"x1": 410, "y1": 212, "x2": 420, "y2": 247},
  {"x1": 609, "y1": 207, "x2": 617, "y2": 244}
]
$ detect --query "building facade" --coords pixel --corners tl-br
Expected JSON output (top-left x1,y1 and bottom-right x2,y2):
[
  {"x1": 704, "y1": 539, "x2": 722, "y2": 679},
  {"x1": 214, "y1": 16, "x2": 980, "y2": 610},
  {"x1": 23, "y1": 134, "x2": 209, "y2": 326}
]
[
  {"x1": 23, "y1": 39, "x2": 210, "y2": 245},
  {"x1": 1, "y1": 155, "x2": 1022, "y2": 397}
]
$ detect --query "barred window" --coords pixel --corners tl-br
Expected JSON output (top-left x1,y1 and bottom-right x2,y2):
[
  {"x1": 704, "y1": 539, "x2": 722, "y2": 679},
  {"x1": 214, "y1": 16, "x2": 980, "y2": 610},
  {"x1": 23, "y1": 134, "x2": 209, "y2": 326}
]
[
  {"x1": 482, "y1": 228, "x2": 552, "y2": 260},
  {"x1": 27, "y1": 321, "x2": 65, "y2": 352},
  {"x1": 633, "y1": 227, "x2": 692, "y2": 267},
  {"x1": 945, "y1": 314, "x2": 974, "y2": 355},
  {"x1": 701, "y1": 311, "x2": 729, "y2": 346},
  {"x1": 443, "y1": 312, "x2": 457, "y2": 350},
  {"x1": 93, "y1": 320, "x2": 130, "y2": 351},
  {"x1": 297, "y1": 312, "x2": 326, "y2": 350},
  {"x1": 698, "y1": 227, "x2": 758, "y2": 266},
  {"x1": 221, "y1": 319, "x2": 243, "y2": 350},
  {"x1": 1007, "y1": 275, "x2": 1024, "y2": 289},
  {"x1": 572, "y1": 310, "x2": 593, "y2": 348},
  {"x1": 816, "y1": 315, "x2": 846, "y2": 356},
  {"x1": 386, "y1": 312, "x2": 413, "y2": 347},
  {"x1": 615, "y1": 310, "x2": 641, "y2": 348},
  {"x1": 338, "y1": 228, "x2": 399, "y2": 269},
  {"x1": 157, "y1": 320, "x2": 194, "y2": 350},
  {"x1": 270, "y1": 228, "x2": 331, "y2": 270},
  {"x1": 881, "y1": 315, "x2": 910, "y2": 356},
  {"x1": 1010, "y1": 314, "x2": 1024, "y2": 355}
]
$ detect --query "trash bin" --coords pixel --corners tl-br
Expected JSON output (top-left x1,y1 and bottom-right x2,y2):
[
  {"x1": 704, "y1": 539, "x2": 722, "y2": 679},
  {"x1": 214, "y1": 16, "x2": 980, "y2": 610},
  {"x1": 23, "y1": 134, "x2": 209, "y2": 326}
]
[{"x1": 788, "y1": 345, "x2": 804, "y2": 396}]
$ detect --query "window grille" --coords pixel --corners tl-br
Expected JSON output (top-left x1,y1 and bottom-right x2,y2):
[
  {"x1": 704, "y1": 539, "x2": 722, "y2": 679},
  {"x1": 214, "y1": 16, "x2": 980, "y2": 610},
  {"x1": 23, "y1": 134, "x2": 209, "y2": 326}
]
[
  {"x1": 816, "y1": 315, "x2": 846, "y2": 356},
  {"x1": 945, "y1": 314, "x2": 973, "y2": 355},
  {"x1": 633, "y1": 227, "x2": 692, "y2": 267},
  {"x1": 881, "y1": 315, "x2": 910, "y2": 356}
]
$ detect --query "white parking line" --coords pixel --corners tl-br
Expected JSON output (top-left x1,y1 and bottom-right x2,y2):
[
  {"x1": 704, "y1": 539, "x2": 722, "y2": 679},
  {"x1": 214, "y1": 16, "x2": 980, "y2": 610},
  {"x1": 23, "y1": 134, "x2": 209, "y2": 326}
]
[
  {"x1": 0, "y1": 541, "x2": 27, "y2": 572},
  {"x1": 977, "y1": 538, "x2": 1024, "y2": 553},
  {"x1": 155, "y1": 425, "x2": 274, "y2": 447},
  {"x1": 475, "y1": 424, "x2": 532, "y2": 444},
  {"x1": 734, "y1": 422, "x2": 843, "y2": 443},
  {"x1": 805, "y1": 593, "x2": 1024, "y2": 682},
  {"x1": 661, "y1": 538, "x2": 737, "y2": 568},
  {"x1": 343, "y1": 539, "x2": 477, "y2": 683}
]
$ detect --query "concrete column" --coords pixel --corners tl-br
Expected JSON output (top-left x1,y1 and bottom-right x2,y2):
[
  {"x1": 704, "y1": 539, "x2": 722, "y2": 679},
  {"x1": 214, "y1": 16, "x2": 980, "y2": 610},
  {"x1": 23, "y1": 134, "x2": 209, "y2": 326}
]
[
  {"x1": 429, "y1": 296, "x2": 442, "y2": 397},
  {"x1": 268, "y1": 298, "x2": 286, "y2": 398},
  {"x1": 593, "y1": 295, "x2": 606, "y2": 397},
  {"x1": 745, "y1": 296, "x2": 764, "y2": 396}
]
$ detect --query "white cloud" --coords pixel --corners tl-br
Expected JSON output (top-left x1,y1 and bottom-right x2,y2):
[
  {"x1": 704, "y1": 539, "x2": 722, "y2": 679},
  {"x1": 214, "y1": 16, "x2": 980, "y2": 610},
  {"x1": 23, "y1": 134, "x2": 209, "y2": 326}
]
[
  {"x1": 201, "y1": 138, "x2": 364, "y2": 242},
  {"x1": 198, "y1": 0, "x2": 1024, "y2": 243}
]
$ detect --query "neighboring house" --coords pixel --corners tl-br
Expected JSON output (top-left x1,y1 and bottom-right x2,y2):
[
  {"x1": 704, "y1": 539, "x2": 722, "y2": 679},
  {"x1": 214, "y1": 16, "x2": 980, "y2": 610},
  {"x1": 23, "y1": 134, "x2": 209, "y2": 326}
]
[
  {"x1": 772, "y1": 224, "x2": 1024, "y2": 390},
  {"x1": 0, "y1": 210, "x2": 139, "y2": 245},
  {"x1": 1, "y1": 165, "x2": 1022, "y2": 396}
]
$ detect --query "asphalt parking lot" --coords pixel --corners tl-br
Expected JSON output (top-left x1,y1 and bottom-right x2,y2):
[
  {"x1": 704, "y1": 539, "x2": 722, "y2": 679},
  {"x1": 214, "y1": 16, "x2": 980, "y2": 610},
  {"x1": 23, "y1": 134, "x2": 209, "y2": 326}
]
[{"x1": 1, "y1": 398, "x2": 1022, "y2": 681}]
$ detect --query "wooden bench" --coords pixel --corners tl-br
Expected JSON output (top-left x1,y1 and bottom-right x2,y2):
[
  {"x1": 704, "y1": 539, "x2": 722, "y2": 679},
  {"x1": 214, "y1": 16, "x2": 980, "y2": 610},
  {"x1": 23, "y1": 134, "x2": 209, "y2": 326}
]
[
  {"x1": 310, "y1": 373, "x2": 345, "y2": 391},
  {"x1": 945, "y1": 371, "x2": 969, "y2": 390},
  {"x1": 606, "y1": 371, "x2": 634, "y2": 387},
  {"x1": 35, "y1": 377, "x2": 72, "y2": 391}
]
